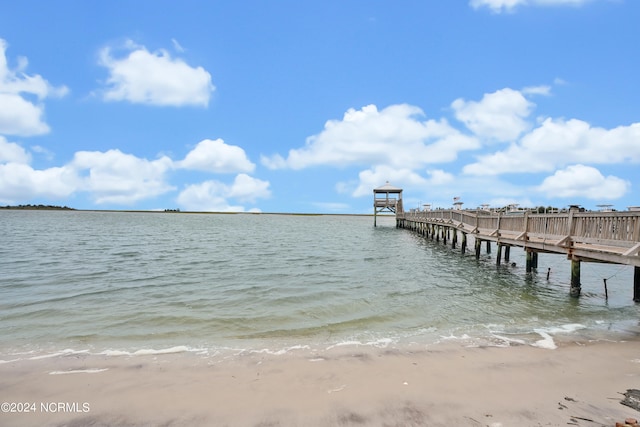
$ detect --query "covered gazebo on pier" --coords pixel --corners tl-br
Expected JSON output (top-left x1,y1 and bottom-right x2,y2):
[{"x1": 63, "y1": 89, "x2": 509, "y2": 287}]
[{"x1": 373, "y1": 182, "x2": 403, "y2": 227}]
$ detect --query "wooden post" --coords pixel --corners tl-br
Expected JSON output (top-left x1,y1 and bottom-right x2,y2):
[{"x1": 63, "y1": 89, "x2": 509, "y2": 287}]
[
  {"x1": 374, "y1": 209, "x2": 377, "y2": 227},
  {"x1": 486, "y1": 240, "x2": 491, "y2": 254},
  {"x1": 504, "y1": 246, "x2": 511, "y2": 262},
  {"x1": 475, "y1": 238, "x2": 481, "y2": 259},
  {"x1": 436, "y1": 226, "x2": 440, "y2": 242},
  {"x1": 443, "y1": 227, "x2": 447, "y2": 245},
  {"x1": 496, "y1": 244, "x2": 502, "y2": 265},
  {"x1": 461, "y1": 232, "x2": 467, "y2": 254},
  {"x1": 634, "y1": 266, "x2": 640, "y2": 303},
  {"x1": 532, "y1": 252, "x2": 538, "y2": 269},
  {"x1": 526, "y1": 250, "x2": 533, "y2": 272},
  {"x1": 570, "y1": 258, "x2": 581, "y2": 297}
]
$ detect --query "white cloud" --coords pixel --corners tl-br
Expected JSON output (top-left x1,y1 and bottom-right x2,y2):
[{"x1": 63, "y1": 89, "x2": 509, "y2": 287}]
[
  {"x1": 178, "y1": 138, "x2": 255, "y2": 173},
  {"x1": 176, "y1": 174, "x2": 270, "y2": 212},
  {"x1": 30, "y1": 145, "x2": 55, "y2": 161},
  {"x1": 452, "y1": 88, "x2": 534, "y2": 142},
  {"x1": 0, "y1": 93, "x2": 51, "y2": 136},
  {"x1": 171, "y1": 38, "x2": 185, "y2": 53},
  {"x1": 342, "y1": 167, "x2": 455, "y2": 203},
  {"x1": 0, "y1": 136, "x2": 31, "y2": 164},
  {"x1": 522, "y1": 85, "x2": 552, "y2": 96},
  {"x1": 0, "y1": 39, "x2": 68, "y2": 136},
  {"x1": 536, "y1": 164, "x2": 630, "y2": 200},
  {"x1": 261, "y1": 104, "x2": 479, "y2": 170},
  {"x1": 98, "y1": 40, "x2": 214, "y2": 107},
  {"x1": 470, "y1": 0, "x2": 592, "y2": 13},
  {"x1": 0, "y1": 136, "x2": 270, "y2": 208},
  {"x1": 177, "y1": 181, "x2": 242, "y2": 212},
  {"x1": 227, "y1": 173, "x2": 271, "y2": 202},
  {"x1": 0, "y1": 163, "x2": 77, "y2": 204},
  {"x1": 425, "y1": 169, "x2": 456, "y2": 185},
  {"x1": 352, "y1": 165, "x2": 428, "y2": 197},
  {"x1": 470, "y1": 0, "x2": 522, "y2": 12},
  {"x1": 70, "y1": 149, "x2": 174, "y2": 204},
  {"x1": 463, "y1": 118, "x2": 640, "y2": 175}
]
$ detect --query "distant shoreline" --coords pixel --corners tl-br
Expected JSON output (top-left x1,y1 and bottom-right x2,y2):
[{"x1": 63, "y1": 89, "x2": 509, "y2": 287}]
[
  {"x1": 1, "y1": 205, "x2": 394, "y2": 217},
  {"x1": 0, "y1": 204, "x2": 75, "y2": 211}
]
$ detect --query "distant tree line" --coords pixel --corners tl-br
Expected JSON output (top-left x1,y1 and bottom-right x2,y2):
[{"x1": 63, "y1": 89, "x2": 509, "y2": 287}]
[{"x1": 1, "y1": 204, "x2": 75, "y2": 210}]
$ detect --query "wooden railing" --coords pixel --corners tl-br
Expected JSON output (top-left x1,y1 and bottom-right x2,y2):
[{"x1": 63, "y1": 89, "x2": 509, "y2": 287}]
[{"x1": 398, "y1": 209, "x2": 640, "y2": 265}]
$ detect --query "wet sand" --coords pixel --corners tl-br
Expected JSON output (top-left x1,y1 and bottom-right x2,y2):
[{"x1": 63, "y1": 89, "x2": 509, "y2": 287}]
[{"x1": 1, "y1": 340, "x2": 640, "y2": 427}]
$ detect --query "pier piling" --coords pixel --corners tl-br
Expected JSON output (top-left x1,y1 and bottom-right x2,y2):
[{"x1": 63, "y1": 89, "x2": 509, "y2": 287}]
[
  {"x1": 634, "y1": 267, "x2": 640, "y2": 302},
  {"x1": 570, "y1": 258, "x2": 581, "y2": 297},
  {"x1": 392, "y1": 201, "x2": 640, "y2": 298}
]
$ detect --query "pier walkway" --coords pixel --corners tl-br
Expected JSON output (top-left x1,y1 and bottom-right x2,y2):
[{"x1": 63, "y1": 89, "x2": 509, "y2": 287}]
[{"x1": 395, "y1": 207, "x2": 640, "y2": 298}]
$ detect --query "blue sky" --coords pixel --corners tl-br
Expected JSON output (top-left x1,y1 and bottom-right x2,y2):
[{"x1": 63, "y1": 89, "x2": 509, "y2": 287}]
[{"x1": 1, "y1": 0, "x2": 639, "y2": 213}]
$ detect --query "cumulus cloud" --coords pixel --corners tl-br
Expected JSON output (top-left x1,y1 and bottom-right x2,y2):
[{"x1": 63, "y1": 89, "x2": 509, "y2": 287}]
[
  {"x1": 0, "y1": 136, "x2": 31, "y2": 164},
  {"x1": 227, "y1": 173, "x2": 271, "y2": 202},
  {"x1": 177, "y1": 182, "x2": 243, "y2": 212},
  {"x1": 0, "y1": 136, "x2": 77, "y2": 204},
  {"x1": 351, "y1": 166, "x2": 429, "y2": 197},
  {"x1": 463, "y1": 118, "x2": 640, "y2": 175},
  {"x1": 70, "y1": 149, "x2": 175, "y2": 204},
  {"x1": 470, "y1": 0, "x2": 592, "y2": 13},
  {"x1": 452, "y1": 88, "x2": 534, "y2": 142},
  {"x1": 261, "y1": 104, "x2": 479, "y2": 171},
  {"x1": 0, "y1": 135, "x2": 270, "y2": 208},
  {"x1": 341, "y1": 167, "x2": 455, "y2": 199},
  {"x1": 0, "y1": 163, "x2": 77, "y2": 204},
  {"x1": 536, "y1": 164, "x2": 630, "y2": 200},
  {"x1": 0, "y1": 145, "x2": 178, "y2": 205},
  {"x1": 178, "y1": 138, "x2": 255, "y2": 173},
  {"x1": 176, "y1": 174, "x2": 271, "y2": 211},
  {"x1": 98, "y1": 40, "x2": 214, "y2": 107},
  {"x1": 0, "y1": 39, "x2": 69, "y2": 136}
]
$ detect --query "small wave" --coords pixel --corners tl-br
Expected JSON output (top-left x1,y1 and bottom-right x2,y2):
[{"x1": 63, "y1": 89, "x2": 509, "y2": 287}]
[
  {"x1": 537, "y1": 323, "x2": 586, "y2": 335},
  {"x1": 530, "y1": 323, "x2": 588, "y2": 350},
  {"x1": 532, "y1": 331, "x2": 557, "y2": 349},
  {"x1": 28, "y1": 349, "x2": 90, "y2": 360},
  {"x1": 243, "y1": 344, "x2": 311, "y2": 356},
  {"x1": 0, "y1": 349, "x2": 91, "y2": 364},
  {"x1": 490, "y1": 334, "x2": 527, "y2": 347},
  {"x1": 439, "y1": 333, "x2": 471, "y2": 341},
  {"x1": 325, "y1": 337, "x2": 394, "y2": 350},
  {"x1": 49, "y1": 368, "x2": 108, "y2": 375},
  {"x1": 100, "y1": 345, "x2": 199, "y2": 357}
]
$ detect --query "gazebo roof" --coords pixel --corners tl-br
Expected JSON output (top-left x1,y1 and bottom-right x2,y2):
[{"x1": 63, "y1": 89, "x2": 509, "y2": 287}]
[{"x1": 374, "y1": 181, "x2": 403, "y2": 193}]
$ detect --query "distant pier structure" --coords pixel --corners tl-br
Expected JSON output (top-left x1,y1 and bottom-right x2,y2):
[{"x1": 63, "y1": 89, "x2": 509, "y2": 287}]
[
  {"x1": 373, "y1": 182, "x2": 403, "y2": 227},
  {"x1": 392, "y1": 201, "x2": 640, "y2": 299}
]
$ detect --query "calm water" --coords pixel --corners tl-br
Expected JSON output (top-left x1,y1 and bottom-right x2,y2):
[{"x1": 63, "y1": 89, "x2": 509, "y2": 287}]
[{"x1": 1, "y1": 210, "x2": 639, "y2": 358}]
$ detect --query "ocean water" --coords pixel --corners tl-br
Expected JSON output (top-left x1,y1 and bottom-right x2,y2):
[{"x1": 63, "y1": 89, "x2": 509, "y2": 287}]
[{"x1": 1, "y1": 210, "x2": 639, "y2": 359}]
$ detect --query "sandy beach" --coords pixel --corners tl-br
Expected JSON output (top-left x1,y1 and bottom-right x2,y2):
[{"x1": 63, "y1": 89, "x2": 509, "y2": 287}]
[{"x1": 1, "y1": 340, "x2": 640, "y2": 427}]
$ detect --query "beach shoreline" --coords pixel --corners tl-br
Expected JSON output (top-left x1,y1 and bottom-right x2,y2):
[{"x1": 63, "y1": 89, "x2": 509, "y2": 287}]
[{"x1": 2, "y1": 339, "x2": 639, "y2": 427}]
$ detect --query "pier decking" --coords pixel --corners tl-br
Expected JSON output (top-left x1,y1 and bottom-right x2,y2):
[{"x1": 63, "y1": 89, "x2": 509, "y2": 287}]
[{"x1": 395, "y1": 207, "x2": 640, "y2": 298}]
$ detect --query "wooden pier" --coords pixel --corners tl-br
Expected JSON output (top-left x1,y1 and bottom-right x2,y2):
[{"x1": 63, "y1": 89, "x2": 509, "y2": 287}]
[{"x1": 395, "y1": 206, "x2": 640, "y2": 299}]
